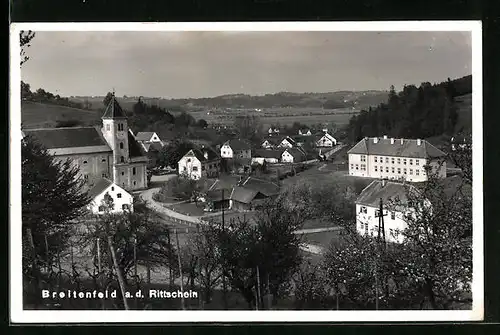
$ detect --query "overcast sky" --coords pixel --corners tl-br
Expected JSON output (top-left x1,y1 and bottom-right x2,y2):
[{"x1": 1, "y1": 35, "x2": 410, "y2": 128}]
[{"x1": 21, "y1": 31, "x2": 472, "y2": 99}]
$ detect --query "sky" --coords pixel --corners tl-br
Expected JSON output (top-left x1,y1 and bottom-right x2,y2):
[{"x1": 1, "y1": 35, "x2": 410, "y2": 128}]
[{"x1": 20, "y1": 31, "x2": 472, "y2": 99}]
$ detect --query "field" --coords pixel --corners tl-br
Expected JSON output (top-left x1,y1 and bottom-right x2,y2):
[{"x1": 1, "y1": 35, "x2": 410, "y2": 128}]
[
  {"x1": 189, "y1": 107, "x2": 359, "y2": 129},
  {"x1": 21, "y1": 101, "x2": 100, "y2": 129}
]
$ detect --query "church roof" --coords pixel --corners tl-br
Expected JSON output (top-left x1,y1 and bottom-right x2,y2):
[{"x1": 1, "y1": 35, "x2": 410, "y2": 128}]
[
  {"x1": 23, "y1": 127, "x2": 111, "y2": 150},
  {"x1": 102, "y1": 96, "x2": 127, "y2": 119}
]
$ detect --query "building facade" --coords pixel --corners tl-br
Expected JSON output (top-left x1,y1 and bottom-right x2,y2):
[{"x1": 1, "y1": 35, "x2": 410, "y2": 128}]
[
  {"x1": 88, "y1": 178, "x2": 134, "y2": 214},
  {"x1": 178, "y1": 148, "x2": 220, "y2": 180},
  {"x1": 220, "y1": 139, "x2": 252, "y2": 159},
  {"x1": 22, "y1": 96, "x2": 148, "y2": 191},
  {"x1": 347, "y1": 136, "x2": 446, "y2": 182}
]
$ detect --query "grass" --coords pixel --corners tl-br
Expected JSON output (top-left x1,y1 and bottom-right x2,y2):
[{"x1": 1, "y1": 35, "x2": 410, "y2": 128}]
[
  {"x1": 21, "y1": 101, "x2": 100, "y2": 129},
  {"x1": 301, "y1": 231, "x2": 345, "y2": 249},
  {"x1": 204, "y1": 212, "x2": 257, "y2": 225},
  {"x1": 166, "y1": 202, "x2": 206, "y2": 217}
]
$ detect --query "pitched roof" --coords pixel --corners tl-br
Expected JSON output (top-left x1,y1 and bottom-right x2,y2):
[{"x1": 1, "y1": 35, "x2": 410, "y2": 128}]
[
  {"x1": 88, "y1": 178, "x2": 114, "y2": 199},
  {"x1": 230, "y1": 186, "x2": 259, "y2": 204},
  {"x1": 208, "y1": 175, "x2": 242, "y2": 191},
  {"x1": 23, "y1": 127, "x2": 111, "y2": 150},
  {"x1": 241, "y1": 177, "x2": 280, "y2": 197},
  {"x1": 263, "y1": 136, "x2": 295, "y2": 146},
  {"x1": 102, "y1": 96, "x2": 127, "y2": 119},
  {"x1": 253, "y1": 149, "x2": 283, "y2": 159},
  {"x1": 135, "y1": 132, "x2": 156, "y2": 142},
  {"x1": 356, "y1": 180, "x2": 417, "y2": 208},
  {"x1": 128, "y1": 131, "x2": 146, "y2": 158},
  {"x1": 206, "y1": 188, "x2": 232, "y2": 202},
  {"x1": 283, "y1": 148, "x2": 307, "y2": 161},
  {"x1": 223, "y1": 139, "x2": 251, "y2": 151},
  {"x1": 347, "y1": 137, "x2": 445, "y2": 159},
  {"x1": 186, "y1": 147, "x2": 220, "y2": 162}
]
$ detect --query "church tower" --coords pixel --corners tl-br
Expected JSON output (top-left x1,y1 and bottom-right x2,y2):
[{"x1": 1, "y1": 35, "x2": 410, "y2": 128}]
[{"x1": 101, "y1": 93, "x2": 130, "y2": 184}]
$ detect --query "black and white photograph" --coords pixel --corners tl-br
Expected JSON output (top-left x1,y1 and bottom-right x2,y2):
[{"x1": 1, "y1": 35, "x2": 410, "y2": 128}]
[{"x1": 10, "y1": 22, "x2": 483, "y2": 323}]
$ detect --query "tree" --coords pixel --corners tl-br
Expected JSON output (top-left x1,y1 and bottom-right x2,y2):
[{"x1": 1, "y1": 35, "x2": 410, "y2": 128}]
[
  {"x1": 196, "y1": 119, "x2": 208, "y2": 128},
  {"x1": 157, "y1": 140, "x2": 195, "y2": 169},
  {"x1": 103, "y1": 92, "x2": 114, "y2": 107},
  {"x1": 233, "y1": 115, "x2": 262, "y2": 144},
  {"x1": 21, "y1": 81, "x2": 32, "y2": 100},
  {"x1": 22, "y1": 136, "x2": 90, "y2": 285},
  {"x1": 20, "y1": 30, "x2": 35, "y2": 66}
]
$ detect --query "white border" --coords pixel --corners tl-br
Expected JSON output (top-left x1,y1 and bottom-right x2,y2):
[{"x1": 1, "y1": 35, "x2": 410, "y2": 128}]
[{"x1": 10, "y1": 21, "x2": 483, "y2": 323}]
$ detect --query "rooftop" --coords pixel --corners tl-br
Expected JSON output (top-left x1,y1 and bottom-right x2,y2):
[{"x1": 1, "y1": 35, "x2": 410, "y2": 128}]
[
  {"x1": 23, "y1": 126, "x2": 111, "y2": 150},
  {"x1": 356, "y1": 180, "x2": 417, "y2": 208},
  {"x1": 223, "y1": 139, "x2": 252, "y2": 151},
  {"x1": 102, "y1": 96, "x2": 127, "y2": 119},
  {"x1": 88, "y1": 178, "x2": 114, "y2": 199},
  {"x1": 347, "y1": 137, "x2": 445, "y2": 159},
  {"x1": 135, "y1": 131, "x2": 156, "y2": 142}
]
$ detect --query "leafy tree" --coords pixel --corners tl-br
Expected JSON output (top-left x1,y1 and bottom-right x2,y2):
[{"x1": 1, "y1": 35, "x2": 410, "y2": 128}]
[
  {"x1": 157, "y1": 140, "x2": 195, "y2": 169},
  {"x1": 20, "y1": 30, "x2": 35, "y2": 66},
  {"x1": 196, "y1": 119, "x2": 208, "y2": 128},
  {"x1": 21, "y1": 81, "x2": 32, "y2": 99},
  {"x1": 22, "y1": 136, "x2": 90, "y2": 283},
  {"x1": 233, "y1": 115, "x2": 262, "y2": 145}
]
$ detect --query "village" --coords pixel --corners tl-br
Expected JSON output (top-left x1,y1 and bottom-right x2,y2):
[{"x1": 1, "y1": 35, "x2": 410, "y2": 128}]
[{"x1": 19, "y1": 30, "x2": 474, "y2": 312}]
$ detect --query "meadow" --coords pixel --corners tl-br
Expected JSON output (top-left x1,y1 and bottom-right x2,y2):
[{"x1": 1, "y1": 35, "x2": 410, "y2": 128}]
[{"x1": 21, "y1": 101, "x2": 100, "y2": 129}]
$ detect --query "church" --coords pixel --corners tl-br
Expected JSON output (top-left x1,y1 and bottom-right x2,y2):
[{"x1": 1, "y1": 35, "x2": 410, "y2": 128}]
[{"x1": 22, "y1": 95, "x2": 149, "y2": 191}]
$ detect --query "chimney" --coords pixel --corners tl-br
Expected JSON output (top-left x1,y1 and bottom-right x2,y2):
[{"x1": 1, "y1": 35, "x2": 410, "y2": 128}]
[
  {"x1": 373, "y1": 137, "x2": 378, "y2": 144},
  {"x1": 383, "y1": 135, "x2": 388, "y2": 139},
  {"x1": 400, "y1": 138, "x2": 404, "y2": 145},
  {"x1": 381, "y1": 179, "x2": 386, "y2": 187},
  {"x1": 390, "y1": 138, "x2": 395, "y2": 144},
  {"x1": 417, "y1": 139, "x2": 421, "y2": 146}
]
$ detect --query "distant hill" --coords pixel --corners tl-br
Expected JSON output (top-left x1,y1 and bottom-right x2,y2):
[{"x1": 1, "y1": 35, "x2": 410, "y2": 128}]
[
  {"x1": 21, "y1": 101, "x2": 101, "y2": 129},
  {"x1": 69, "y1": 90, "x2": 389, "y2": 111},
  {"x1": 454, "y1": 93, "x2": 472, "y2": 134}
]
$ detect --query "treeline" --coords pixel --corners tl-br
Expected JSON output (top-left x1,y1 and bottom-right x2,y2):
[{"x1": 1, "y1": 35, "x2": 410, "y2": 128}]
[
  {"x1": 21, "y1": 81, "x2": 93, "y2": 110},
  {"x1": 346, "y1": 75, "x2": 472, "y2": 142}
]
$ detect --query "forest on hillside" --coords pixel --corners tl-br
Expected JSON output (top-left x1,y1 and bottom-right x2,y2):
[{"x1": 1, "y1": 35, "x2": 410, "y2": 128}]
[{"x1": 346, "y1": 75, "x2": 472, "y2": 143}]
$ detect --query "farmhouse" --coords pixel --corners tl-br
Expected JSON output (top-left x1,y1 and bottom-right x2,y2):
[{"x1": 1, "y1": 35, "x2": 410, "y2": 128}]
[
  {"x1": 87, "y1": 178, "x2": 134, "y2": 214},
  {"x1": 298, "y1": 128, "x2": 312, "y2": 136},
  {"x1": 135, "y1": 131, "x2": 163, "y2": 144},
  {"x1": 281, "y1": 148, "x2": 307, "y2": 163},
  {"x1": 347, "y1": 136, "x2": 446, "y2": 182},
  {"x1": 251, "y1": 149, "x2": 283, "y2": 165},
  {"x1": 355, "y1": 179, "x2": 418, "y2": 244},
  {"x1": 261, "y1": 136, "x2": 296, "y2": 149},
  {"x1": 177, "y1": 147, "x2": 220, "y2": 180},
  {"x1": 22, "y1": 95, "x2": 148, "y2": 191},
  {"x1": 220, "y1": 139, "x2": 252, "y2": 159},
  {"x1": 315, "y1": 132, "x2": 337, "y2": 148},
  {"x1": 229, "y1": 177, "x2": 280, "y2": 211}
]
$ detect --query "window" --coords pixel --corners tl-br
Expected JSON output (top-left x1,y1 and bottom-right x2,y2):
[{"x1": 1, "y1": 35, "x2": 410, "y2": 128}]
[
  {"x1": 193, "y1": 166, "x2": 198, "y2": 171},
  {"x1": 133, "y1": 181, "x2": 136, "y2": 186},
  {"x1": 118, "y1": 123, "x2": 124, "y2": 131},
  {"x1": 409, "y1": 159, "x2": 413, "y2": 165},
  {"x1": 391, "y1": 167, "x2": 395, "y2": 173},
  {"x1": 111, "y1": 186, "x2": 114, "y2": 191},
  {"x1": 374, "y1": 156, "x2": 378, "y2": 163},
  {"x1": 102, "y1": 173, "x2": 107, "y2": 178},
  {"x1": 98, "y1": 206, "x2": 105, "y2": 212},
  {"x1": 83, "y1": 160, "x2": 88, "y2": 164},
  {"x1": 350, "y1": 164, "x2": 354, "y2": 169},
  {"x1": 355, "y1": 164, "x2": 359, "y2": 170},
  {"x1": 397, "y1": 158, "x2": 401, "y2": 164},
  {"x1": 361, "y1": 164, "x2": 366, "y2": 171},
  {"x1": 120, "y1": 142, "x2": 124, "y2": 149},
  {"x1": 122, "y1": 204, "x2": 129, "y2": 210},
  {"x1": 416, "y1": 169, "x2": 420, "y2": 176},
  {"x1": 83, "y1": 174, "x2": 89, "y2": 180},
  {"x1": 386, "y1": 167, "x2": 389, "y2": 173},
  {"x1": 187, "y1": 158, "x2": 191, "y2": 163},
  {"x1": 102, "y1": 158, "x2": 106, "y2": 163},
  {"x1": 121, "y1": 172, "x2": 125, "y2": 176},
  {"x1": 404, "y1": 168, "x2": 407, "y2": 174},
  {"x1": 416, "y1": 159, "x2": 420, "y2": 166},
  {"x1": 361, "y1": 155, "x2": 366, "y2": 162},
  {"x1": 202, "y1": 166, "x2": 205, "y2": 171},
  {"x1": 403, "y1": 159, "x2": 407, "y2": 165},
  {"x1": 183, "y1": 167, "x2": 187, "y2": 172},
  {"x1": 391, "y1": 212, "x2": 395, "y2": 220},
  {"x1": 385, "y1": 157, "x2": 389, "y2": 163},
  {"x1": 120, "y1": 156, "x2": 124, "y2": 163},
  {"x1": 409, "y1": 169, "x2": 413, "y2": 175},
  {"x1": 391, "y1": 158, "x2": 395, "y2": 164},
  {"x1": 132, "y1": 167, "x2": 136, "y2": 175},
  {"x1": 117, "y1": 193, "x2": 122, "y2": 198},
  {"x1": 375, "y1": 166, "x2": 378, "y2": 172},
  {"x1": 106, "y1": 124, "x2": 110, "y2": 131},
  {"x1": 397, "y1": 168, "x2": 401, "y2": 174}
]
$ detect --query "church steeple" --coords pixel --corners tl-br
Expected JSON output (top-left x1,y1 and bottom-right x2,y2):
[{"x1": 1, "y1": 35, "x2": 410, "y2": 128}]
[{"x1": 102, "y1": 91, "x2": 127, "y2": 119}]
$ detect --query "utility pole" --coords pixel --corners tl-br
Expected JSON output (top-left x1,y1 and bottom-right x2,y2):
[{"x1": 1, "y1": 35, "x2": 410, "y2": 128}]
[
  {"x1": 221, "y1": 188, "x2": 228, "y2": 309},
  {"x1": 374, "y1": 194, "x2": 388, "y2": 310}
]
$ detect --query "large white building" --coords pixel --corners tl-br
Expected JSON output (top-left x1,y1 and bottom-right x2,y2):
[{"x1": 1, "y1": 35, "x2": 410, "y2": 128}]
[
  {"x1": 347, "y1": 136, "x2": 446, "y2": 182},
  {"x1": 355, "y1": 179, "x2": 419, "y2": 244}
]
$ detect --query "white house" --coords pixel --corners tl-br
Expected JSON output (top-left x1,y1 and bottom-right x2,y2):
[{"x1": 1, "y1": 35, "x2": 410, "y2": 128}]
[
  {"x1": 298, "y1": 128, "x2": 312, "y2": 136},
  {"x1": 281, "y1": 148, "x2": 307, "y2": 163},
  {"x1": 220, "y1": 139, "x2": 252, "y2": 159},
  {"x1": 87, "y1": 178, "x2": 134, "y2": 214},
  {"x1": 315, "y1": 132, "x2": 337, "y2": 148},
  {"x1": 261, "y1": 136, "x2": 295, "y2": 149},
  {"x1": 178, "y1": 147, "x2": 220, "y2": 180},
  {"x1": 347, "y1": 136, "x2": 447, "y2": 182},
  {"x1": 135, "y1": 131, "x2": 162, "y2": 144},
  {"x1": 251, "y1": 149, "x2": 283, "y2": 165},
  {"x1": 355, "y1": 179, "x2": 419, "y2": 244},
  {"x1": 268, "y1": 127, "x2": 280, "y2": 135}
]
